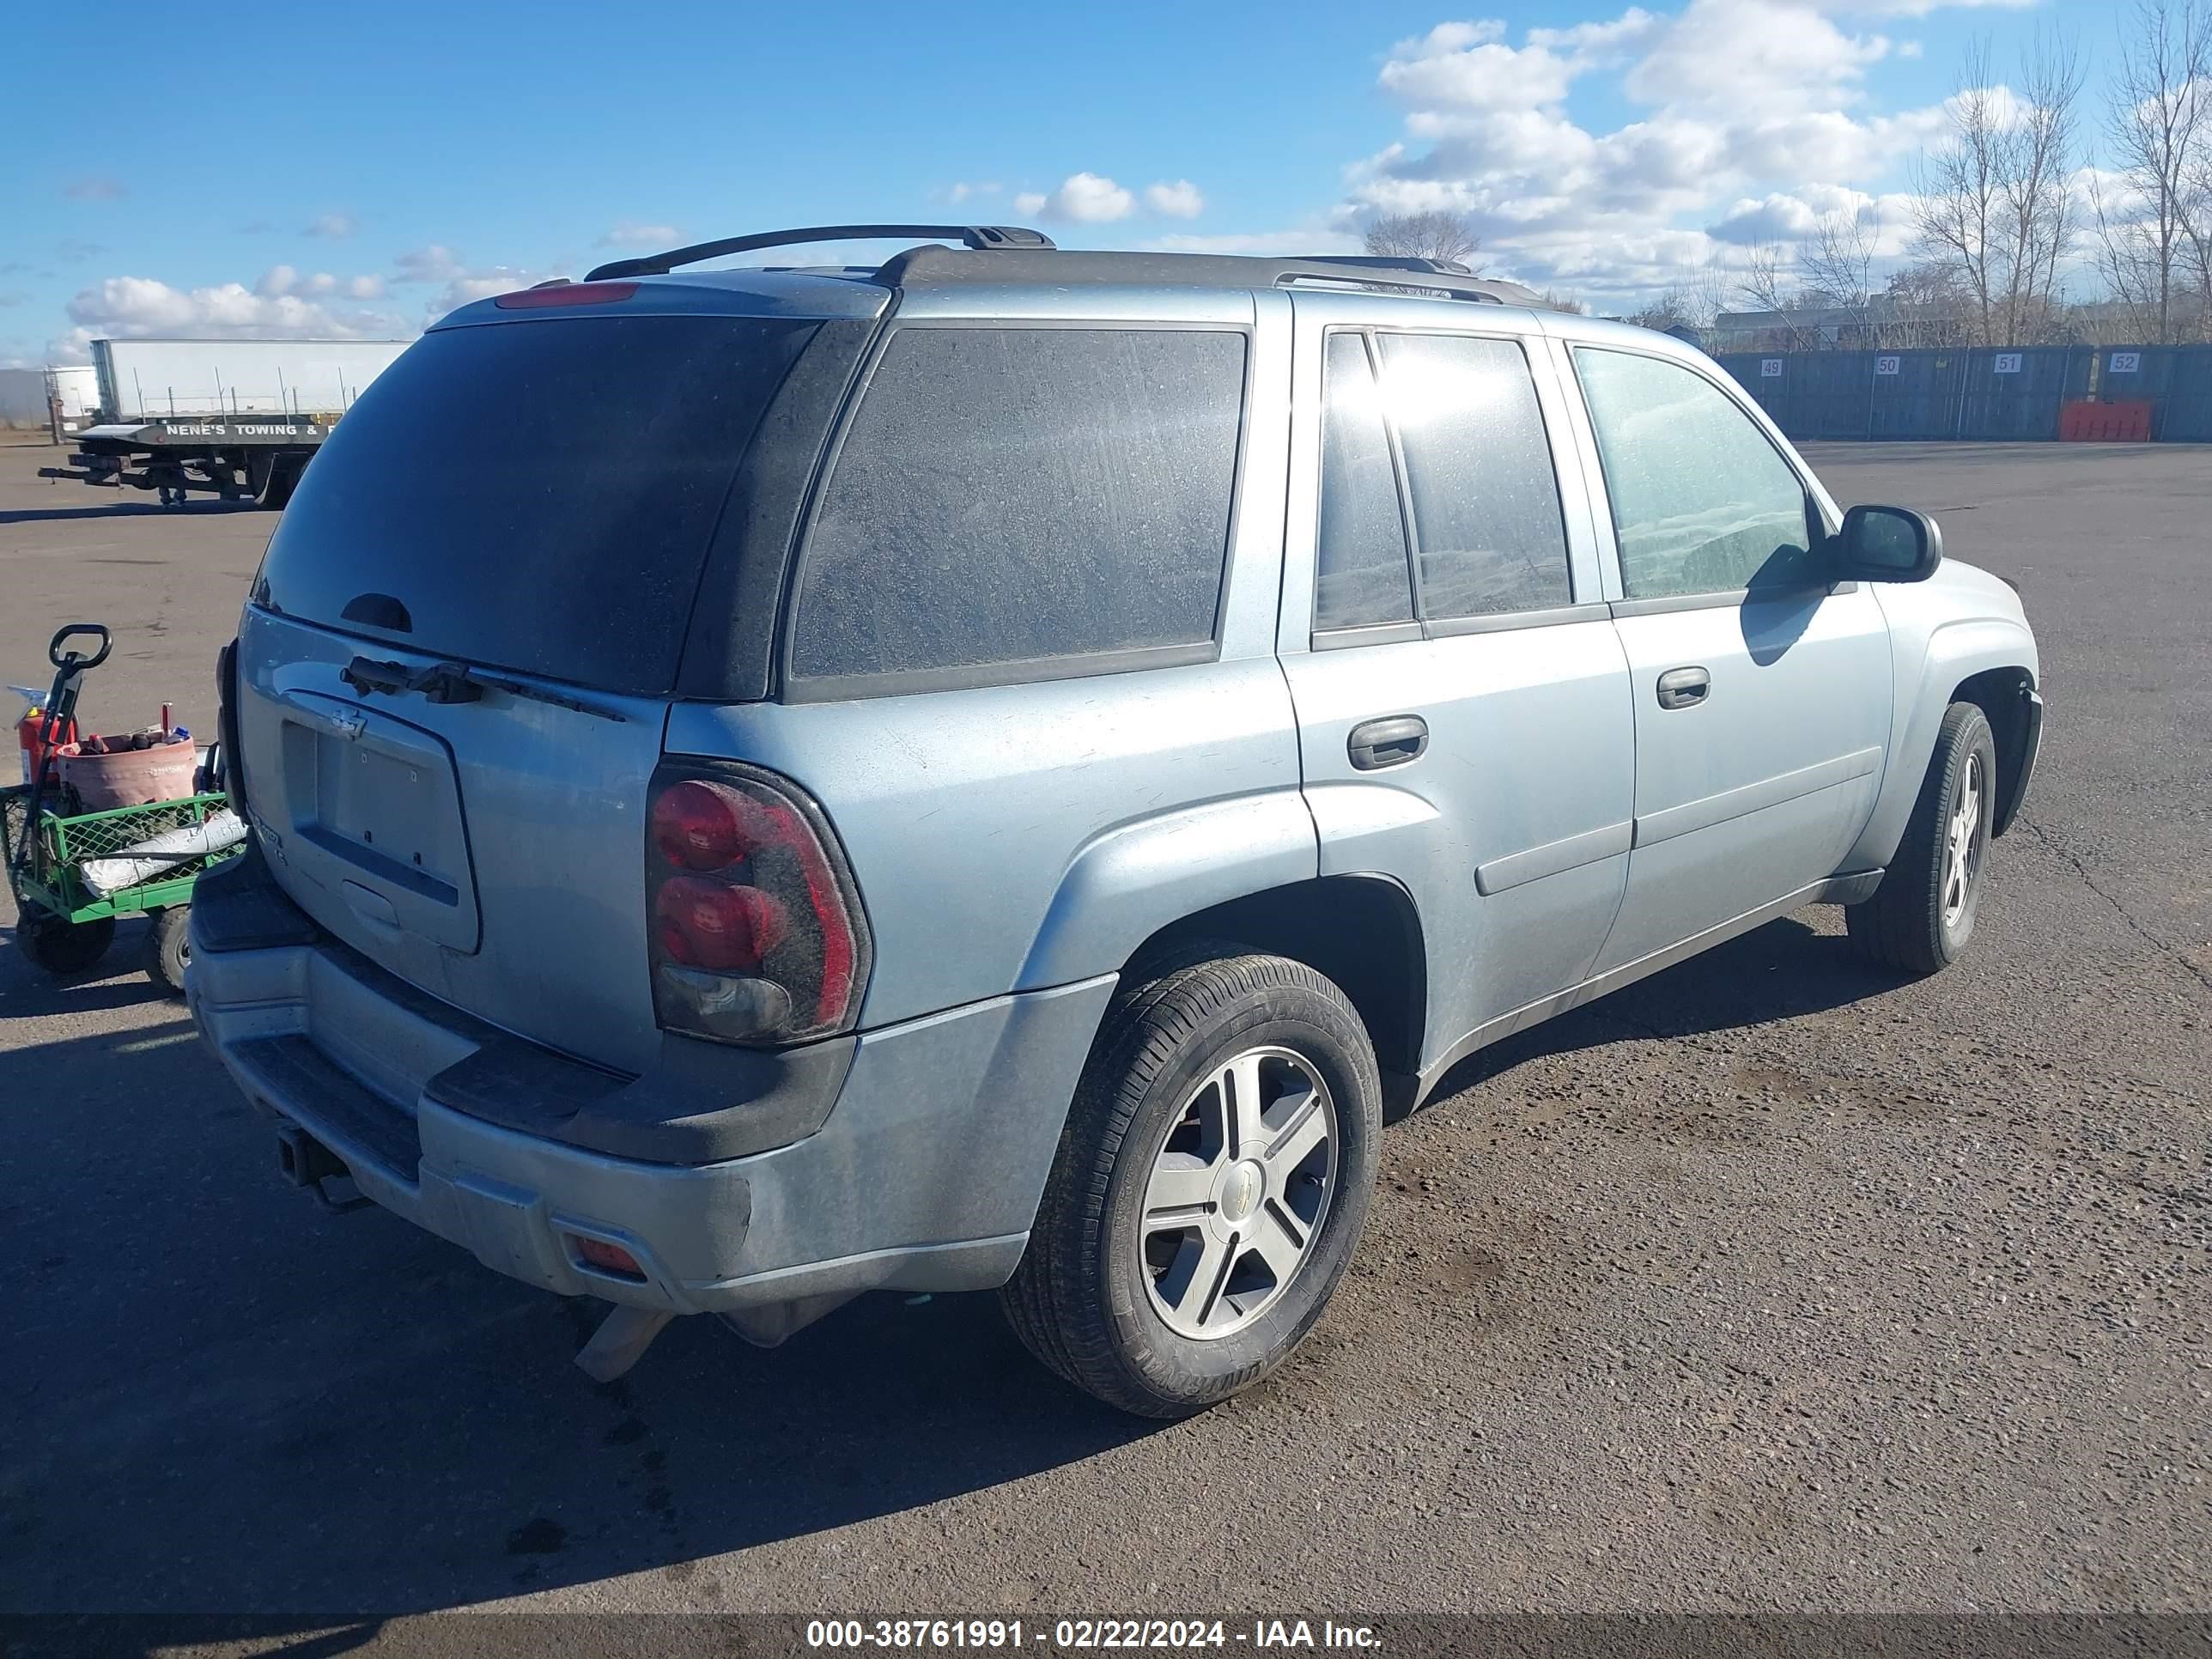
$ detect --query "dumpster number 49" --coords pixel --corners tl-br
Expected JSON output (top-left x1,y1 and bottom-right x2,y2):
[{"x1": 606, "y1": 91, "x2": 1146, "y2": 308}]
[{"x1": 1760, "y1": 358, "x2": 1782, "y2": 377}]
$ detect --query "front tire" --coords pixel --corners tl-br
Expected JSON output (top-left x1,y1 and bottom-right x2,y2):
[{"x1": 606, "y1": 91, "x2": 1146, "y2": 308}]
[
  {"x1": 1003, "y1": 950, "x2": 1381, "y2": 1418},
  {"x1": 1847, "y1": 701, "x2": 1996, "y2": 975}
]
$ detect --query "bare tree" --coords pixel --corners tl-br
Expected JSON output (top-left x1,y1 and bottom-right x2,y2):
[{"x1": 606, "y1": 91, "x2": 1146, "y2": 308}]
[
  {"x1": 1799, "y1": 207, "x2": 1879, "y2": 307},
  {"x1": 1913, "y1": 30, "x2": 2083, "y2": 347},
  {"x1": 1679, "y1": 258, "x2": 1733, "y2": 331},
  {"x1": 1625, "y1": 288, "x2": 1695, "y2": 332},
  {"x1": 1362, "y1": 211, "x2": 1483, "y2": 269},
  {"x1": 1536, "y1": 289, "x2": 1589, "y2": 314},
  {"x1": 2006, "y1": 29, "x2": 2085, "y2": 343},
  {"x1": 2091, "y1": 0, "x2": 2210, "y2": 343},
  {"x1": 1884, "y1": 259, "x2": 1974, "y2": 348},
  {"x1": 1731, "y1": 241, "x2": 1824, "y2": 350}
]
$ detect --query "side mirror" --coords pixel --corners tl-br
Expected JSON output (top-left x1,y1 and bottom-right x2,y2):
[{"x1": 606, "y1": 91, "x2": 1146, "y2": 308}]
[{"x1": 1833, "y1": 503, "x2": 1942, "y2": 583}]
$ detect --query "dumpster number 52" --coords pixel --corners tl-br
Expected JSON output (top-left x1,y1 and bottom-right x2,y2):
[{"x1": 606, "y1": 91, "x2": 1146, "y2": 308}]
[{"x1": 2110, "y1": 351, "x2": 2141, "y2": 374}]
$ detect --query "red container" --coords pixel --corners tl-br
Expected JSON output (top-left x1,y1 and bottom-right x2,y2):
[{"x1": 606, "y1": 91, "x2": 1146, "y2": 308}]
[
  {"x1": 16, "y1": 705, "x2": 76, "y2": 787},
  {"x1": 57, "y1": 739, "x2": 198, "y2": 809},
  {"x1": 2060, "y1": 399, "x2": 2153, "y2": 441}
]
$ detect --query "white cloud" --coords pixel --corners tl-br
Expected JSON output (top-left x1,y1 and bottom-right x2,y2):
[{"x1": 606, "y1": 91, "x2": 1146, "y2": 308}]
[
  {"x1": 1626, "y1": 0, "x2": 1893, "y2": 117},
  {"x1": 392, "y1": 246, "x2": 464, "y2": 283},
  {"x1": 1022, "y1": 172, "x2": 1138, "y2": 223},
  {"x1": 1330, "y1": 0, "x2": 1987, "y2": 302},
  {"x1": 256, "y1": 265, "x2": 386, "y2": 301},
  {"x1": 64, "y1": 175, "x2": 126, "y2": 201},
  {"x1": 1838, "y1": 0, "x2": 2032, "y2": 14},
  {"x1": 1145, "y1": 179, "x2": 1206, "y2": 219},
  {"x1": 945, "y1": 181, "x2": 1002, "y2": 204},
  {"x1": 1379, "y1": 21, "x2": 1581, "y2": 111},
  {"x1": 62, "y1": 274, "x2": 410, "y2": 348},
  {"x1": 303, "y1": 212, "x2": 358, "y2": 239},
  {"x1": 596, "y1": 221, "x2": 678, "y2": 248}
]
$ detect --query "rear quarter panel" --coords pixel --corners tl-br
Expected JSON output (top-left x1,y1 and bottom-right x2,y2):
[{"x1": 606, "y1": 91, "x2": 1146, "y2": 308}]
[{"x1": 665, "y1": 287, "x2": 1310, "y2": 1030}]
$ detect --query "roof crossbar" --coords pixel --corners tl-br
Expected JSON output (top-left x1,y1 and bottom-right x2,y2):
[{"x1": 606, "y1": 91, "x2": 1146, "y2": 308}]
[{"x1": 587, "y1": 223, "x2": 1054, "y2": 282}]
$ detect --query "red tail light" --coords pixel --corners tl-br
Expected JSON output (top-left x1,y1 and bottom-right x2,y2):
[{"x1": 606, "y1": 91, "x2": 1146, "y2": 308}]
[
  {"x1": 493, "y1": 280, "x2": 637, "y2": 309},
  {"x1": 645, "y1": 763, "x2": 870, "y2": 1045},
  {"x1": 568, "y1": 1235, "x2": 644, "y2": 1279}
]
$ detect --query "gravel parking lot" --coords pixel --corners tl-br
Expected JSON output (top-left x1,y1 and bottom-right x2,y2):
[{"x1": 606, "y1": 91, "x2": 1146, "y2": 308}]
[{"x1": 1, "y1": 438, "x2": 2206, "y2": 1629}]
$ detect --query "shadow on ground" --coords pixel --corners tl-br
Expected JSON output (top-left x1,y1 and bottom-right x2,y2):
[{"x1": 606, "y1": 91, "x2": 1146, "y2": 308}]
[
  {"x1": 1419, "y1": 914, "x2": 1897, "y2": 1110},
  {"x1": 0, "y1": 501, "x2": 262, "y2": 525},
  {"x1": 0, "y1": 908, "x2": 1898, "y2": 1619}
]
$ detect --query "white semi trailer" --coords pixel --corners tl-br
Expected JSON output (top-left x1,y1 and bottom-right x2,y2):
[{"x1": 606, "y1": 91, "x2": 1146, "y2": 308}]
[
  {"x1": 40, "y1": 337, "x2": 411, "y2": 507},
  {"x1": 44, "y1": 365, "x2": 100, "y2": 436}
]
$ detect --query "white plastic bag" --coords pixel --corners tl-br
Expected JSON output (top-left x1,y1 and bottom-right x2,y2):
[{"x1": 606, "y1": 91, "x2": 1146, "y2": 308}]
[{"x1": 80, "y1": 808, "x2": 246, "y2": 897}]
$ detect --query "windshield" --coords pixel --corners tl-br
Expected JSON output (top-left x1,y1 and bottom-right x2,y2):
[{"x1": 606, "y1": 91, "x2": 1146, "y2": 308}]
[{"x1": 254, "y1": 313, "x2": 817, "y2": 695}]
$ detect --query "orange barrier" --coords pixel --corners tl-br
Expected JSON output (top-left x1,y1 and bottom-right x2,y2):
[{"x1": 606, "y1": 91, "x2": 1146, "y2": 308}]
[{"x1": 2060, "y1": 399, "x2": 2153, "y2": 441}]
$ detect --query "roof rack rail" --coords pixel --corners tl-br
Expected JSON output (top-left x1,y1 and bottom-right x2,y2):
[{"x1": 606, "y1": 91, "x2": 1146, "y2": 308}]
[
  {"x1": 872, "y1": 244, "x2": 1556, "y2": 309},
  {"x1": 587, "y1": 223, "x2": 1054, "y2": 282},
  {"x1": 1308, "y1": 255, "x2": 1478, "y2": 276},
  {"x1": 1274, "y1": 271, "x2": 1548, "y2": 307}
]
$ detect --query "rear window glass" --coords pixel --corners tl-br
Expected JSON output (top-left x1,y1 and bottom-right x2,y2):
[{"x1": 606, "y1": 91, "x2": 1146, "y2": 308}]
[
  {"x1": 255, "y1": 314, "x2": 816, "y2": 695},
  {"x1": 788, "y1": 325, "x2": 1246, "y2": 689},
  {"x1": 1316, "y1": 331, "x2": 1414, "y2": 630}
]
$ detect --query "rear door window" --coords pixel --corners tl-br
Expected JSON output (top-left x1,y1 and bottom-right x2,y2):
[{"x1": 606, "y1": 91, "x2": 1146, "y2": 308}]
[
  {"x1": 1371, "y1": 332, "x2": 1572, "y2": 620},
  {"x1": 787, "y1": 325, "x2": 1247, "y2": 693},
  {"x1": 1315, "y1": 331, "x2": 1415, "y2": 630},
  {"x1": 254, "y1": 314, "x2": 815, "y2": 695}
]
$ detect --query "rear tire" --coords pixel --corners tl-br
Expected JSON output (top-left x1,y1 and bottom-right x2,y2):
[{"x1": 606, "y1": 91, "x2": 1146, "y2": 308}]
[
  {"x1": 1002, "y1": 949, "x2": 1381, "y2": 1418},
  {"x1": 1847, "y1": 701, "x2": 1996, "y2": 975},
  {"x1": 143, "y1": 906, "x2": 191, "y2": 996},
  {"x1": 17, "y1": 913, "x2": 116, "y2": 975}
]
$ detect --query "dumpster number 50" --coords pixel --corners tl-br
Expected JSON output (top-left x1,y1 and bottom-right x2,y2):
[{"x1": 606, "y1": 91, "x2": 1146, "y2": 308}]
[{"x1": 1875, "y1": 356, "x2": 1900, "y2": 375}]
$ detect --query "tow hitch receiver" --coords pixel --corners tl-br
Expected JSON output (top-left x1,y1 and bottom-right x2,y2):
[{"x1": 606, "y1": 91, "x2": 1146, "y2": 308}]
[
  {"x1": 274, "y1": 1123, "x2": 372, "y2": 1212},
  {"x1": 574, "y1": 1304, "x2": 675, "y2": 1383}
]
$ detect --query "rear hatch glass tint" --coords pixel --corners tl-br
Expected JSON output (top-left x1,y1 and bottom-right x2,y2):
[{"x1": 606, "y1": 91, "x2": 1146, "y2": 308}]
[{"x1": 254, "y1": 314, "x2": 818, "y2": 696}]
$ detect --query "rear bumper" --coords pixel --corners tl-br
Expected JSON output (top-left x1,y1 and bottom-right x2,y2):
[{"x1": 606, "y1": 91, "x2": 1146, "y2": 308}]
[{"x1": 186, "y1": 845, "x2": 1115, "y2": 1317}]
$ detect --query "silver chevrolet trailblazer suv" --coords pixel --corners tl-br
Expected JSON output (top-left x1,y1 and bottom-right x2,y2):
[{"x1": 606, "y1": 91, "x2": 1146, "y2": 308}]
[{"x1": 189, "y1": 224, "x2": 2043, "y2": 1416}]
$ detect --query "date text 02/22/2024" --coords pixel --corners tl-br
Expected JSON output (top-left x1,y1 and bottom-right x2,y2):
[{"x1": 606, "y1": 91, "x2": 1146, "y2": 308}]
[{"x1": 802, "y1": 1619, "x2": 1382, "y2": 1650}]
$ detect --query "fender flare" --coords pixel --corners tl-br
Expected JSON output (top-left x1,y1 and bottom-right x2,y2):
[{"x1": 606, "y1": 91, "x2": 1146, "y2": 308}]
[
  {"x1": 1013, "y1": 790, "x2": 1320, "y2": 992},
  {"x1": 1850, "y1": 616, "x2": 2037, "y2": 870}
]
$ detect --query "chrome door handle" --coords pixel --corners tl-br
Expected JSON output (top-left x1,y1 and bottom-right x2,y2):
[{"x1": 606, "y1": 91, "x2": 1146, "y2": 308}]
[
  {"x1": 1348, "y1": 714, "x2": 1429, "y2": 770},
  {"x1": 1656, "y1": 666, "x2": 1711, "y2": 709}
]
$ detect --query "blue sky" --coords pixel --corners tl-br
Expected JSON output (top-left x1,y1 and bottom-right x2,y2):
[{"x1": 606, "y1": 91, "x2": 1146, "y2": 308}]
[{"x1": 2, "y1": 0, "x2": 2106, "y2": 364}]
